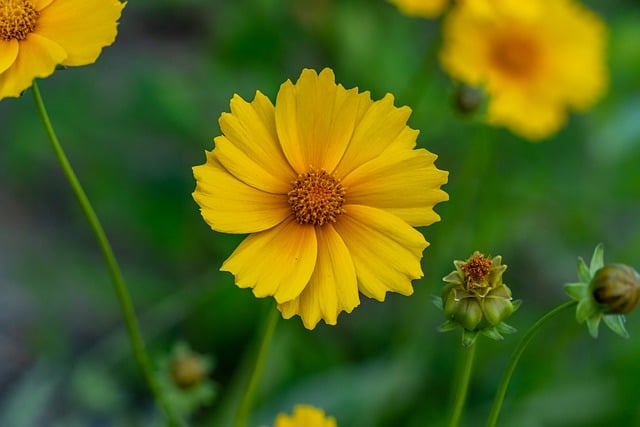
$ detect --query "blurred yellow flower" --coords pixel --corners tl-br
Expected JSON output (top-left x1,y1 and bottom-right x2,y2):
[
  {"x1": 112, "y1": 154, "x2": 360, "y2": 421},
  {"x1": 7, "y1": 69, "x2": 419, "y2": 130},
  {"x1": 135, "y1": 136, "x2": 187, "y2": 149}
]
[
  {"x1": 193, "y1": 68, "x2": 448, "y2": 329},
  {"x1": 440, "y1": 0, "x2": 607, "y2": 140},
  {"x1": 388, "y1": 0, "x2": 449, "y2": 18},
  {"x1": 0, "y1": 0, "x2": 125, "y2": 100},
  {"x1": 274, "y1": 405, "x2": 337, "y2": 427}
]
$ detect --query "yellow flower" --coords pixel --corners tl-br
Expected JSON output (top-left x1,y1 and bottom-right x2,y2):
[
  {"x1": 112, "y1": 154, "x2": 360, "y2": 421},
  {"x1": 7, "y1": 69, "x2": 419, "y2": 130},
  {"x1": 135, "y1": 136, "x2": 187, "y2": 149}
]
[
  {"x1": 440, "y1": 0, "x2": 607, "y2": 140},
  {"x1": 274, "y1": 405, "x2": 337, "y2": 427},
  {"x1": 388, "y1": 0, "x2": 449, "y2": 18},
  {"x1": 193, "y1": 68, "x2": 448, "y2": 329},
  {"x1": 0, "y1": 0, "x2": 125, "y2": 100}
]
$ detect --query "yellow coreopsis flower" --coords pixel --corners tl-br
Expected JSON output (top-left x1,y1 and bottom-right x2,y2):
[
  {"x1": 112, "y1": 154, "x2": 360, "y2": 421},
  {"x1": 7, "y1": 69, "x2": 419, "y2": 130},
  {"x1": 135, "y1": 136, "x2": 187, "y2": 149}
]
[
  {"x1": 274, "y1": 405, "x2": 337, "y2": 427},
  {"x1": 388, "y1": 0, "x2": 449, "y2": 18},
  {"x1": 0, "y1": 0, "x2": 125, "y2": 100},
  {"x1": 440, "y1": 0, "x2": 607, "y2": 140},
  {"x1": 193, "y1": 68, "x2": 448, "y2": 329}
]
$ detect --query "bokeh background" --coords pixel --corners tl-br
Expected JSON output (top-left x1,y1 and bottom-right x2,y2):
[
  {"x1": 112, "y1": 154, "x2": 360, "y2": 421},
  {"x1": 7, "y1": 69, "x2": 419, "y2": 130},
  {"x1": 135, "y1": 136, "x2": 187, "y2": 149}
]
[{"x1": 1, "y1": 0, "x2": 640, "y2": 426}]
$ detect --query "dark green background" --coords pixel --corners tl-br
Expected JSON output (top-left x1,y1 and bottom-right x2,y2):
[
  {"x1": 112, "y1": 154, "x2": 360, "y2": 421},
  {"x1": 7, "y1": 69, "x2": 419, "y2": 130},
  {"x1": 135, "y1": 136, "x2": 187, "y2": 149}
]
[{"x1": 1, "y1": 0, "x2": 639, "y2": 426}]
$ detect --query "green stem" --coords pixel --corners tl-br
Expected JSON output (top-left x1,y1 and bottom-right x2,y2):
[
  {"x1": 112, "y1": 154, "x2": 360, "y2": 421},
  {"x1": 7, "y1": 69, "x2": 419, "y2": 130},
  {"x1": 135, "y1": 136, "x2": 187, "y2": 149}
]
[
  {"x1": 485, "y1": 300, "x2": 577, "y2": 427},
  {"x1": 448, "y1": 342, "x2": 477, "y2": 427},
  {"x1": 234, "y1": 305, "x2": 280, "y2": 427},
  {"x1": 31, "y1": 81, "x2": 180, "y2": 426}
]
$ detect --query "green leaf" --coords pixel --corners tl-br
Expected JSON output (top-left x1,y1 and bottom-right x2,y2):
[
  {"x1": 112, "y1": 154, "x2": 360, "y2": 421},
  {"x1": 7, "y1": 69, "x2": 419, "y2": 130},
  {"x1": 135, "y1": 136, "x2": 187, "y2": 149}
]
[
  {"x1": 589, "y1": 243, "x2": 605, "y2": 276},
  {"x1": 603, "y1": 314, "x2": 630, "y2": 339},
  {"x1": 564, "y1": 282, "x2": 588, "y2": 301}
]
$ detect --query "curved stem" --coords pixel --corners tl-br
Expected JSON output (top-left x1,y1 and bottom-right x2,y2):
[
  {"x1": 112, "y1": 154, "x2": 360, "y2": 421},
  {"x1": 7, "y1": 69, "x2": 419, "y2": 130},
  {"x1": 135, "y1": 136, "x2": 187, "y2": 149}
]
[
  {"x1": 448, "y1": 342, "x2": 477, "y2": 427},
  {"x1": 31, "y1": 81, "x2": 180, "y2": 426},
  {"x1": 234, "y1": 305, "x2": 280, "y2": 427},
  {"x1": 485, "y1": 300, "x2": 577, "y2": 427}
]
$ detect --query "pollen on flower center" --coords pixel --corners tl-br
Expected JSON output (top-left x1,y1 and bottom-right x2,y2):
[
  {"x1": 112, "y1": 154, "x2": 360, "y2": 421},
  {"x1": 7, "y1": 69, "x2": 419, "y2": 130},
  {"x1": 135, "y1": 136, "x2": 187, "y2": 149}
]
[
  {"x1": 489, "y1": 33, "x2": 538, "y2": 78},
  {"x1": 287, "y1": 168, "x2": 346, "y2": 226},
  {"x1": 0, "y1": 0, "x2": 38, "y2": 41},
  {"x1": 461, "y1": 252, "x2": 493, "y2": 289}
]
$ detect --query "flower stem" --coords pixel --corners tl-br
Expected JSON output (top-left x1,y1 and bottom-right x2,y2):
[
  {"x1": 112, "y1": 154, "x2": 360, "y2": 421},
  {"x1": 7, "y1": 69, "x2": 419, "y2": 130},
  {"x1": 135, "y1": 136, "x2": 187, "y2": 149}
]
[
  {"x1": 485, "y1": 300, "x2": 577, "y2": 427},
  {"x1": 448, "y1": 341, "x2": 477, "y2": 427},
  {"x1": 234, "y1": 305, "x2": 279, "y2": 427},
  {"x1": 31, "y1": 81, "x2": 180, "y2": 426}
]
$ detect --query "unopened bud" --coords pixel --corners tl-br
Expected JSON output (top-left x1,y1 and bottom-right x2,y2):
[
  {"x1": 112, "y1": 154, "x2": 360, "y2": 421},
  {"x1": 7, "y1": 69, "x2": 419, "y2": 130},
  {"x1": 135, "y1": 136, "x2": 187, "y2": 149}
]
[
  {"x1": 591, "y1": 264, "x2": 640, "y2": 315},
  {"x1": 453, "y1": 84, "x2": 484, "y2": 115},
  {"x1": 170, "y1": 353, "x2": 207, "y2": 389}
]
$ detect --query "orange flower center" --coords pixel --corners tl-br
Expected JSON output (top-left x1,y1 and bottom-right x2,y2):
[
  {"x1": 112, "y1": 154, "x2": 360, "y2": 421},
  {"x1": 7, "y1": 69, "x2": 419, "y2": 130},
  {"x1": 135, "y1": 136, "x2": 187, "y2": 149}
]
[
  {"x1": 288, "y1": 168, "x2": 345, "y2": 226},
  {"x1": 0, "y1": 0, "x2": 38, "y2": 41},
  {"x1": 489, "y1": 32, "x2": 539, "y2": 79},
  {"x1": 461, "y1": 252, "x2": 492, "y2": 289}
]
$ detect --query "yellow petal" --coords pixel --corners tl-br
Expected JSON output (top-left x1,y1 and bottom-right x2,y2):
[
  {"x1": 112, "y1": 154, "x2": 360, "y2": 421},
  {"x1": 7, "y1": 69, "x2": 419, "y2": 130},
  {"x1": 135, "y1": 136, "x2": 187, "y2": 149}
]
[
  {"x1": 218, "y1": 92, "x2": 296, "y2": 193},
  {"x1": 35, "y1": 0, "x2": 125, "y2": 66},
  {"x1": 221, "y1": 218, "x2": 318, "y2": 304},
  {"x1": 278, "y1": 224, "x2": 359, "y2": 329},
  {"x1": 488, "y1": 89, "x2": 566, "y2": 140},
  {"x1": 333, "y1": 205, "x2": 427, "y2": 301},
  {"x1": 193, "y1": 151, "x2": 290, "y2": 233},
  {"x1": 334, "y1": 93, "x2": 412, "y2": 178},
  {"x1": 275, "y1": 68, "x2": 363, "y2": 173},
  {"x1": 343, "y1": 148, "x2": 449, "y2": 226},
  {"x1": 0, "y1": 40, "x2": 19, "y2": 74},
  {"x1": 215, "y1": 135, "x2": 292, "y2": 194},
  {"x1": 0, "y1": 33, "x2": 66, "y2": 100},
  {"x1": 33, "y1": 0, "x2": 55, "y2": 10}
]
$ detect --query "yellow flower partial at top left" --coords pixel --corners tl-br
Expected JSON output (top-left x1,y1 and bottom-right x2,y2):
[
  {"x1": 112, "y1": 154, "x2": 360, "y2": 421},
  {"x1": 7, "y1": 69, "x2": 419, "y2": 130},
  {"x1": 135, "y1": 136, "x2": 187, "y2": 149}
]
[
  {"x1": 274, "y1": 405, "x2": 337, "y2": 427},
  {"x1": 193, "y1": 68, "x2": 449, "y2": 329},
  {"x1": 0, "y1": 0, "x2": 126, "y2": 100}
]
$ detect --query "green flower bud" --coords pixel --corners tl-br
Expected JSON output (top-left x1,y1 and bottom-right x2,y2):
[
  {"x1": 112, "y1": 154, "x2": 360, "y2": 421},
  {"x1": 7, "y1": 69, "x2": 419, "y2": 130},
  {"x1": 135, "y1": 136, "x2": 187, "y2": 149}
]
[
  {"x1": 436, "y1": 252, "x2": 519, "y2": 345},
  {"x1": 444, "y1": 288, "x2": 484, "y2": 330},
  {"x1": 482, "y1": 285, "x2": 515, "y2": 325},
  {"x1": 590, "y1": 264, "x2": 640, "y2": 315},
  {"x1": 171, "y1": 351, "x2": 208, "y2": 389},
  {"x1": 565, "y1": 244, "x2": 637, "y2": 338},
  {"x1": 453, "y1": 84, "x2": 484, "y2": 115}
]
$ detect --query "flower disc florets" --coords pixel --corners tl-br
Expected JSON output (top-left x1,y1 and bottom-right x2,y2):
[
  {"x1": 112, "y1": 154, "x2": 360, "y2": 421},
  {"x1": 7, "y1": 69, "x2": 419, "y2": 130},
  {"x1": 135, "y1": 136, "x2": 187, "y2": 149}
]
[
  {"x1": 288, "y1": 168, "x2": 346, "y2": 226},
  {"x1": 434, "y1": 251, "x2": 519, "y2": 346},
  {"x1": 0, "y1": 0, "x2": 38, "y2": 41}
]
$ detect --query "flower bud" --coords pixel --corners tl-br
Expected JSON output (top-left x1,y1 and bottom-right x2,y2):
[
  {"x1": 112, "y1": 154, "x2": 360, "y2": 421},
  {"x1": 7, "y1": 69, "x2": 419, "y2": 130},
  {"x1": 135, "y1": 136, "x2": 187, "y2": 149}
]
[
  {"x1": 590, "y1": 264, "x2": 640, "y2": 315},
  {"x1": 170, "y1": 351, "x2": 208, "y2": 389},
  {"x1": 453, "y1": 84, "x2": 484, "y2": 115},
  {"x1": 444, "y1": 287, "x2": 484, "y2": 331},
  {"x1": 437, "y1": 252, "x2": 519, "y2": 344}
]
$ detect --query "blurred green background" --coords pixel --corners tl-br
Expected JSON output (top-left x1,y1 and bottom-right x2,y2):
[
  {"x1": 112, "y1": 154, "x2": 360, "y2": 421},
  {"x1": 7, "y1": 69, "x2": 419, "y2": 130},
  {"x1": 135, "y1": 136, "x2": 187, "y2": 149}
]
[{"x1": 1, "y1": 0, "x2": 640, "y2": 426}]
